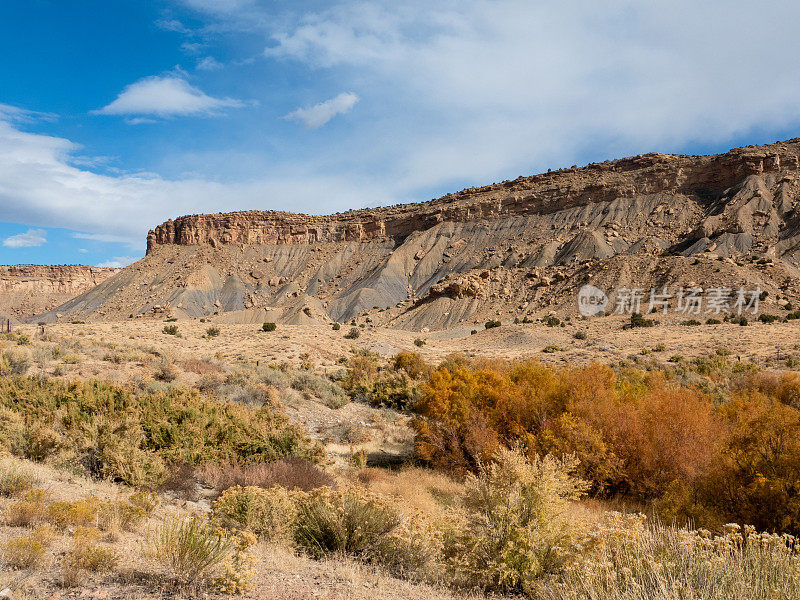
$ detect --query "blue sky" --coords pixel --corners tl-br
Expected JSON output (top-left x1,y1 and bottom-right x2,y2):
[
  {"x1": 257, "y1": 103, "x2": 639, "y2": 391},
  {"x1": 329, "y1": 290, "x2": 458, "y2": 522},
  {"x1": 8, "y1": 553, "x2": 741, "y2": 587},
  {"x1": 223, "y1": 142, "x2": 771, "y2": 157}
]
[{"x1": 2, "y1": 0, "x2": 800, "y2": 267}]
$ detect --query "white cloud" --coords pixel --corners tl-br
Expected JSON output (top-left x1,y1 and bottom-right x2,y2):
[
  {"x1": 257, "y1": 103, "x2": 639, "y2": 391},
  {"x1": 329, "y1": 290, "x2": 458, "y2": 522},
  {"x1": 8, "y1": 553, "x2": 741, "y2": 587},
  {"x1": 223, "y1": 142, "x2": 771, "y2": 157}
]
[
  {"x1": 94, "y1": 75, "x2": 243, "y2": 118},
  {"x1": 284, "y1": 92, "x2": 359, "y2": 129},
  {"x1": 3, "y1": 229, "x2": 47, "y2": 248},
  {"x1": 0, "y1": 110, "x2": 392, "y2": 246},
  {"x1": 261, "y1": 0, "x2": 800, "y2": 188},
  {"x1": 180, "y1": 0, "x2": 256, "y2": 15},
  {"x1": 73, "y1": 232, "x2": 136, "y2": 245},
  {"x1": 96, "y1": 256, "x2": 139, "y2": 268},
  {"x1": 197, "y1": 56, "x2": 224, "y2": 71}
]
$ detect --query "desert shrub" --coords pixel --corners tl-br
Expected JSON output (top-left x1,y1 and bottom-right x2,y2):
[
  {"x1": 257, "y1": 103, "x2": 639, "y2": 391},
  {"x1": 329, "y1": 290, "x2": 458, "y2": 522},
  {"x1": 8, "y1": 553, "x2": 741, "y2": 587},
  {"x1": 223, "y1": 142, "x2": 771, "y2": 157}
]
[
  {"x1": 443, "y1": 448, "x2": 588, "y2": 593},
  {"x1": 162, "y1": 325, "x2": 179, "y2": 336},
  {"x1": 0, "y1": 461, "x2": 38, "y2": 497},
  {"x1": 5, "y1": 489, "x2": 50, "y2": 527},
  {"x1": 214, "y1": 530, "x2": 258, "y2": 594},
  {"x1": 544, "y1": 316, "x2": 561, "y2": 327},
  {"x1": 198, "y1": 457, "x2": 333, "y2": 493},
  {"x1": 681, "y1": 319, "x2": 702, "y2": 326},
  {"x1": 623, "y1": 313, "x2": 654, "y2": 329},
  {"x1": 153, "y1": 361, "x2": 178, "y2": 382},
  {"x1": 46, "y1": 497, "x2": 102, "y2": 529},
  {"x1": 206, "y1": 326, "x2": 220, "y2": 337},
  {"x1": 61, "y1": 526, "x2": 117, "y2": 585},
  {"x1": 0, "y1": 349, "x2": 31, "y2": 375},
  {"x1": 542, "y1": 515, "x2": 800, "y2": 600},
  {"x1": 3, "y1": 525, "x2": 54, "y2": 569},
  {"x1": 542, "y1": 344, "x2": 562, "y2": 353},
  {"x1": 414, "y1": 338, "x2": 426, "y2": 347},
  {"x1": 294, "y1": 487, "x2": 401, "y2": 559},
  {"x1": 291, "y1": 372, "x2": 348, "y2": 408},
  {"x1": 573, "y1": 330, "x2": 587, "y2": 340},
  {"x1": 392, "y1": 351, "x2": 429, "y2": 380},
  {"x1": 213, "y1": 485, "x2": 299, "y2": 541},
  {"x1": 0, "y1": 376, "x2": 320, "y2": 488},
  {"x1": 758, "y1": 313, "x2": 779, "y2": 324},
  {"x1": 706, "y1": 318, "x2": 721, "y2": 325},
  {"x1": 262, "y1": 322, "x2": 277, "y2": 332},
  {"x1": 342, "y1": 352, "x2": 421, "y2": 409},
  {"x1": 332, "y1": 322, "x2": 341, "y2": 331},
  {"x1": 145, "y1": 516, "x2": 231, "y2": 589},
  {"x1": 344, "y1": 327, "x2": 360, "y2": 339},
  {"x1": 485, "y1": 320, "x2": 501, "y2": 329},
  {"x1": 370, "y1": 372, "x2": 419, "y2": 410}
]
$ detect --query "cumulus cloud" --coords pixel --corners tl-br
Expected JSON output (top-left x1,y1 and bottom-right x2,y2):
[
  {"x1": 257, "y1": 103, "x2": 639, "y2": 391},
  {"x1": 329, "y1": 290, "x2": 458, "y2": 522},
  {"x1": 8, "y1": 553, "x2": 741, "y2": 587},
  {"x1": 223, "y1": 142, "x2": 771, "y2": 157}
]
[
  {"x1": 284, "y1": 92, "x2": 359, "y2": 129},
  {"x1": 93, "y1": 75, "x2": 243, "y2": 118},
  {"x1": 96, "y1": 256, "x2": 139, "y2": 268},
  {"x1": 3, "y1": 229, "x2": 47, "y2": 248}
]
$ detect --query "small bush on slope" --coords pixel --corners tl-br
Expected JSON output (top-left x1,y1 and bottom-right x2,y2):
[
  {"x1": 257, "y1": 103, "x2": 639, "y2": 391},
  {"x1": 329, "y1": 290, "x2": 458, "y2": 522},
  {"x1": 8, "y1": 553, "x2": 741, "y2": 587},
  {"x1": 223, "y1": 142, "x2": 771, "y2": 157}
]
[{"x1": 0, "y1": 376, "x2": 321, "y2": 487}]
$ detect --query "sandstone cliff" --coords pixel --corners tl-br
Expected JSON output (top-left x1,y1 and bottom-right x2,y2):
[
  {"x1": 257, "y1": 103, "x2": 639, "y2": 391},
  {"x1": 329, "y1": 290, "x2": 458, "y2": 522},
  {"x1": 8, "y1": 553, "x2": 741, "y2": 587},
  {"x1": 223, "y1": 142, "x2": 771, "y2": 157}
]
[
  {"x1": 34, "y1": 139, "x2": 800, "y2": 329},
  {"x1": 1, "y1": 265, "x2": 119, "y2": 319}
]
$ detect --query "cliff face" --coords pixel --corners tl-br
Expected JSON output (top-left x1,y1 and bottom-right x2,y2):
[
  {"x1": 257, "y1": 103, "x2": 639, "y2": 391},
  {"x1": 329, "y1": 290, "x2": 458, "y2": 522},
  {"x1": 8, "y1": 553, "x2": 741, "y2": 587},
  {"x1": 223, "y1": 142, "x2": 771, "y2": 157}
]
[
  {"x1": 146, "y1": 142, "x2": 800, "y2": 254},
  {"x1": 37, "y1": 139, "x2": 800, "y2": 329},
  {"x1": 0, "y1": 265, "x2": 119, "y2": 319}
]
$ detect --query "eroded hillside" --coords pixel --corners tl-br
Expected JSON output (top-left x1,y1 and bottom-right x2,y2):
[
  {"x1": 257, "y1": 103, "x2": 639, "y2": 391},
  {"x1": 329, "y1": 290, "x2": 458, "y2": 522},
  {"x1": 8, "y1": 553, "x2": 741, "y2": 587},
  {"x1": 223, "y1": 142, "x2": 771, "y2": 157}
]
[
  {"x1": 34, "y1": 140, "x2": 800, "y2": 329},
  {"x1": 0, "y1": 265, "x2": 119, "y2": 319}
]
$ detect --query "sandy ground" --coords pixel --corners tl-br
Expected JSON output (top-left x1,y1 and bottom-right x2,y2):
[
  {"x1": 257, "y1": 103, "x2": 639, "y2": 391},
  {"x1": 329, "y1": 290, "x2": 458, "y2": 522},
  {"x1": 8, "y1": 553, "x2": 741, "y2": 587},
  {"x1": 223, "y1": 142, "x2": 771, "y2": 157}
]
[{"x1": 16, "y1": 313, "x2": 799, "y2": 373}]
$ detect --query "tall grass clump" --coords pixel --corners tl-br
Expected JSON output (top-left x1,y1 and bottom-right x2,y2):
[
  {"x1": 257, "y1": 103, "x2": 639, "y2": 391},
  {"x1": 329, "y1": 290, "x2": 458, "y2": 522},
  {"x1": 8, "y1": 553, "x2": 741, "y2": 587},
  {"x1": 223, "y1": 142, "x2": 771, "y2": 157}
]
[
  {"x1": 145, "y1": 516, "x2": 231, "y2": 589},
  {"x1": 540, "y1": 514, "x2": 800, "y2": 600}
]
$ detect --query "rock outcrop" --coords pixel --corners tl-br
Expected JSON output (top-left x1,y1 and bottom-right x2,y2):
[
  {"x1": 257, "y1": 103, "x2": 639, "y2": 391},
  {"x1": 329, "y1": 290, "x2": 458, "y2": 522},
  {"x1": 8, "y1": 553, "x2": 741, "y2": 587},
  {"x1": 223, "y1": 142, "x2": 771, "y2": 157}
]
[
  {"x1": 34, "y1": 139, "x2": 800, "y2": 329},
  {"x1": 0, "y1": 265, "x2": 119, "y2": 319}
]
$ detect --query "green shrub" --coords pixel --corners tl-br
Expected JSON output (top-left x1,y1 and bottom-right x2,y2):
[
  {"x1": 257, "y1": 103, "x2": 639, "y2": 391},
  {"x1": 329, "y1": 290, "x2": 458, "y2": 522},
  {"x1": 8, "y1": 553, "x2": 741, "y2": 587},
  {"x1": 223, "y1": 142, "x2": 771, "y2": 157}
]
[
  {"x1": 294, "y1": 487, "x2": 401, "y2": 559},
  {"x1": 332, "y1": 323, "x2": 341, "y2": 331},
  {"x1": 213, "y1": 485, "x2": 299, "y2": 541},
  {"x1": 485, "y1": 320, "x2": 501, "y2": 329},
  {"x1": 623, "y1": 313, "x2": 655, "y2": 329},
  {"x1": 414, "y1": 338, "x2": 426, "y2": 347},
  {"x1": 758, "y1": 313, "x2": 778, "y2": 324},
  {"x1": 291, "y1": 372, "x2": 349, "y2": 409},
  {"x1": 344, "y1": 327, "x2": 360, "y2": 339},
  {"x1": 681, "y1": 319, "x2": 701, "y2": 326},
  {"x1": 0, "y1": 376, "x2": 320, "y2": 487},
  {"x1": 206, "y1": 327, "x2": 220, "y2": 338},
  {"x1": 162, "y1": 325, "x2": 179, "y2": 336},
  {"x1": 544, "y1": 316, "x2": 561, "y2": 327},
  {"x1": 145, "y1": 517, "x2": 231, "y2": 588},
  {"x1": 445, "y1": 448, "x2": 588, "y2": 593},
  {"x1": 706, "y1": 318, "x2": 721, "y2": 325},
  {"x1": 262, "y1": 322, "x2": 277, "y2": 332}
]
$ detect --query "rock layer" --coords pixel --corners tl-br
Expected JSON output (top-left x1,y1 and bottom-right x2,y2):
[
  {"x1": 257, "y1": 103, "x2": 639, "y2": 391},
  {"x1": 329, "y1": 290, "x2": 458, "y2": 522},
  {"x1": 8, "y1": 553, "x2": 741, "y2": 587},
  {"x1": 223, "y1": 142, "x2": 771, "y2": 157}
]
[{"x1": 1, "y1": 265, "x2": 119, "y2": 318}]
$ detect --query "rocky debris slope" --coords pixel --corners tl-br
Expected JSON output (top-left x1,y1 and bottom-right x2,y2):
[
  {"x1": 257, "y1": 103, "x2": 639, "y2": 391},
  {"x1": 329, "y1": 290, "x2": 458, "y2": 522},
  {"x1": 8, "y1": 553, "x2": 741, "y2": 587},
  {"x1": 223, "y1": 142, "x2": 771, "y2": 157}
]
[
  {"x1": 34, "y1": 139, "x2": 800, "y2": 329},
  {"x1": 0, "y1": 265, "x2": 119, "y2": 319}
]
